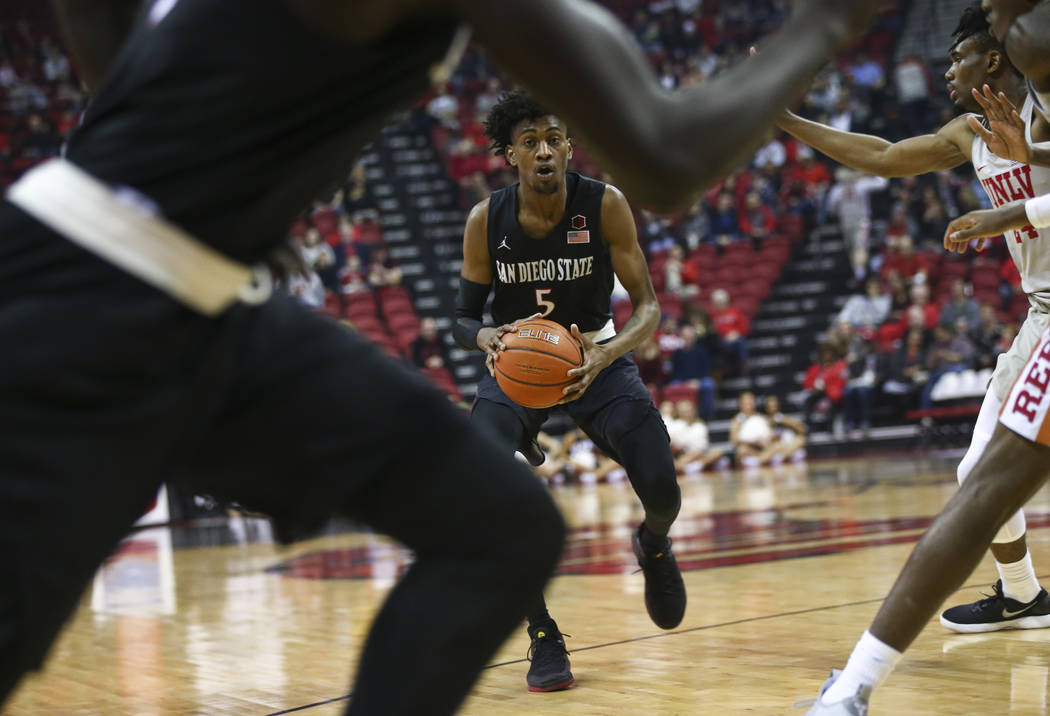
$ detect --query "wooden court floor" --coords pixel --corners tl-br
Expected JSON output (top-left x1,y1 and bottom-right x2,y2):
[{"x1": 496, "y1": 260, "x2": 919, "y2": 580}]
[{"x1": 6, "y1": 454, "x2": 1050, "y2": 715}]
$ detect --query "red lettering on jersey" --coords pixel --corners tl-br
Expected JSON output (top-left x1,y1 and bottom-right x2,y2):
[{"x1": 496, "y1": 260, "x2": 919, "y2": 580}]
[
  {"x1": 1013, "y1": 390, "x2": 1040, "y2": 422},
  {"x1": 1013, "y1": 165, "x2": 1035, "y2": 199},
  {"x1": 1025, "y1": 362, "x2": 1050, "y2": 394},
  {"x1": 988, "y1": 175, "x2": 1013, "y2": 206}
]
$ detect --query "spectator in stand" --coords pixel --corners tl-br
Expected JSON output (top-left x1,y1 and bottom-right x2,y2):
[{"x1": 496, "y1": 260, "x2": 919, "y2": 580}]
[
  {"x1": 669, "y1": 324, "x2": 717, "y2": 421},
  {"x1": 343, "y1": 162, "x2": 377, "y2": 217},
  {"x1": 412, "y1": 317, "x2": 448, "y2": 370},
  {"x1": 843, "y1": 334, "x2": 879, "y2": 437},
  {"x1": 801, "y1": 342, "x2": 848, "y2": 433},
  {"x1": 634, "y1": 335, "x2": 667, "y2": 392},
  {"x1": 894, "y1": 54, "x2": 931, "y2": 135},
  {"x1": 656, "y1": 315, "x2": 685, "y2": 357},
  {"x1": 848, "y1": 49, "x2": 885, "y2": 90},
  {"x1": 971, "y1": 303, "x2": 1002, "y2": 370},
  {"x1": 879, "y1": 234, "x2": 929, "y2": 284},
  {"x1": 882, "y1": 327, "x2": 928, "y2": 408},
  {"x1": 837, "y1": 276, "x2": 890, "y2": 330},
  {"x1": 710, "y1": 288, "x2": 749, "y2": 374},
  {"x1": 339, "y1": 254, "x2": 368, "y2": 295},
  {"x1": 753, "y1": 133, "x2": 787, "y2": 170},
  {"x1": 739, "y1": 191, "x2": 776, "y2": 246},
  {"x1": 921, "y1": 322, "x2": 975, "y2": 408},
  {"x1": 918, "y1": 187, "x2": 950, "y2": 243},
  {"x1": 286, "y1": 269, "x2": 325, "y2": 309},
  {"x1": 826, "y1": 168, "x2": 889, "y2": 283},
  {"x1": 301, "y1": 227, "x2": 339, "y2": 290},
  {"x1": 786, "y1": 144, "x2": 831, "y2": 197},
  {"x1": 900, "y1": 282, "x2": 939, "y2": 331},
  {"x1": 708, "y1": 192, "x2": 741, "y2": 246},
  {"x1": 884, "y1": 204, "x2": 918, "y2": 241},
  {"x1": 938, "y1": 279, "x2": 979, "y2": 329},
  {"x1": 664, "y1": 245, "x2": 698, "y2": 296},
  {"x1": 367, "y1": 246, "x2": 402, "y2": 288},
  {"x1": 677, "y1": 201, "x2": 711, "y2": 250}
]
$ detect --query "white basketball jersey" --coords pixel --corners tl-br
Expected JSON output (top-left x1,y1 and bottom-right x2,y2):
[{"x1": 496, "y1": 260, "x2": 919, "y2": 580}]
[{"x1": 972, "y1": 95, "x2": 1050, "y2": 298}]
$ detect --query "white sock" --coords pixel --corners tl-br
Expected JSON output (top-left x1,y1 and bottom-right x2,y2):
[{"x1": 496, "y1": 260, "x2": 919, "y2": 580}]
[
  {"x1": 821, "y1": 631, "x2": 902, "y2": 705},
  {"x1": 997, "y1": 551, "x2": 1042, "y2": 604}
]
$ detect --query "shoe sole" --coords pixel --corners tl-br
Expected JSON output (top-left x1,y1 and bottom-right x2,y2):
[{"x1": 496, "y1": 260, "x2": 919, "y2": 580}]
[
  {"x1": 939, "y1": 613, "x2": 1050, "y2": 633},
  {"x1": 527, "y1": 677, "x2": 575, "y2": 692}
]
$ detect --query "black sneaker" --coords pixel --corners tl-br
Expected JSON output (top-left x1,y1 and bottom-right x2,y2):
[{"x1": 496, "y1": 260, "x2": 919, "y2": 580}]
[
  {"x1": 940, "y1": 580, "x2": 1050, "y2": 633},
  {"x1": 632, "y1": 524, "x2": 686, "y2": 629},
  {"x1": 526, "y1": 621, "x2": 574, "y2": 692}
]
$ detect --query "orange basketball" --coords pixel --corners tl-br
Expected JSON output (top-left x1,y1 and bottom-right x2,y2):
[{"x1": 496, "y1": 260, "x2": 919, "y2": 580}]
[{"x1": 495, "y1": 319, "x2": 584, "y2": 409}]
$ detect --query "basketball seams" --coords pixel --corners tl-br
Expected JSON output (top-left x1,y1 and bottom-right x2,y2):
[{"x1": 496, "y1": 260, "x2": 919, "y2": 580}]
[{"x1": 494, "y1": 365, "x2": 575, "y2": 388}]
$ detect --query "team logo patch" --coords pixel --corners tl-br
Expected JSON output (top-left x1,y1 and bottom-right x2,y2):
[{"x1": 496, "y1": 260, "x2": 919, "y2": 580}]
[{"x1": 571, "y1": 215, "x2": 587, "y2": 230}]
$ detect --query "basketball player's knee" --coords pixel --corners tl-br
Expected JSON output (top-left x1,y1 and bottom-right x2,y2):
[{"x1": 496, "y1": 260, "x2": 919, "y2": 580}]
[
  {"x1": 472, "y1": 400, "x2": 526, "y2": 453},
  {"x1": 993, "y1": 509, "x2": 1027, "y2": 544}
]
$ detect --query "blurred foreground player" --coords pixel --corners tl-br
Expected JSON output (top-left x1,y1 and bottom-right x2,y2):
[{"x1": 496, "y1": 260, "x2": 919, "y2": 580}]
[
  {"x1": 1, "y1": 0, "x2": 882, "y2": 713},
  {"x1": 457, "y1": 91, "x2": 685, "y2": 692}
]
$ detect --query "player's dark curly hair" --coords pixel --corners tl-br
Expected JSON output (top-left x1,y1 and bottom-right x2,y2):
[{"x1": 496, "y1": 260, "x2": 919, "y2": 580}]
[
  {"x1": 951, "y1": 3, "x2": 1000, "y2": 55},
  {"x1": 484, "y1": 90, "x2": 554, "y2": 159}
]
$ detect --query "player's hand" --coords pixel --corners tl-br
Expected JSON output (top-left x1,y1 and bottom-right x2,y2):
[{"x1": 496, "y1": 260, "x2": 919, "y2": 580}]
[
  {"x1": 967, "y1": 85, "x2": 1030, "y2": 164},
  {"x1": 943, "y1": 204, "x2": 1027, "y2": 253},
  {"x1": 559, "y1": 323, "x2": 612, "y2": 404},
  {"x1": 795, "y1": 0, "x2": 888, "y2": 47},
  {"x1": 477, "y1": 312, "x2": 543, "y2": 376}
]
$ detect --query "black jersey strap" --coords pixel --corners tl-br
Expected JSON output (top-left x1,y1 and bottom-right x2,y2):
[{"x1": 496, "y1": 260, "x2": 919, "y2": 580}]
[{"x1": 454, "y1": 277, "x2": 491, "y2": 350}]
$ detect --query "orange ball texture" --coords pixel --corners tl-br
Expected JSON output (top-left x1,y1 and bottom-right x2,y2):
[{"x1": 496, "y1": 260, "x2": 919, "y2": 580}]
[{"x1": 495, "y1": 319, "x2": 584, "y2": 409}]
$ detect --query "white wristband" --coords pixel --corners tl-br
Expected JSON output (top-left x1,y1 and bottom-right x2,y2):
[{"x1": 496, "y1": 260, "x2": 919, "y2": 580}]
[{"x1": 1026, "y1": 194, "x2": 1050, "y2": 229}]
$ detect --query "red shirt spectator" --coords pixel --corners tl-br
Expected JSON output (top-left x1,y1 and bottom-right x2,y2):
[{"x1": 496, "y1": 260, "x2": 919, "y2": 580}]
[
  {"x1": 710, "y1": 289, "x2": 750, "y2": 340},
  {"x1": 803, "y1": 357, "x2": 848, "y2": 402}
]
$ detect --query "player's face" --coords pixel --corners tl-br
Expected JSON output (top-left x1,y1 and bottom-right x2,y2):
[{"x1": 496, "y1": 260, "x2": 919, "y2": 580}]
[
  {"x1": 945, "y1": 37, "x2": 993, "y2": 111},
  {"x1": 982, "y1": 0, "x2": 1037, "y2": 41},
  {"x1": 507, "y1": 116, "x2": 572, "y2": 195}
]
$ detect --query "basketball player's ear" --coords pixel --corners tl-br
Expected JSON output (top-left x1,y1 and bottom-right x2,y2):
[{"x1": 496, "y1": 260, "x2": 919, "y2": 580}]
[
  {"x1": 988, "y1": 49, "x2": 1003, "y2": 74},
  {"x1": 566, "y1": 138, "x2": 574, "y2": 161},
  {"x1": 505, "y1": 145, "x2": 517, "y2": 167}
]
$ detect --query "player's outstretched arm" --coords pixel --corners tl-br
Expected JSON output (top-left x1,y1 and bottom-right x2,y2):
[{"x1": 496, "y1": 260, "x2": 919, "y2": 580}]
[
  {"x1": 945, "y1": 198, "x2": 1043, "y2": 253},
  {"x1": 50, "y1": 0, "x2": 141, "y2": 90},
  {"x1": 778, "y1": 111, "x2": 972, "y2": 178}
]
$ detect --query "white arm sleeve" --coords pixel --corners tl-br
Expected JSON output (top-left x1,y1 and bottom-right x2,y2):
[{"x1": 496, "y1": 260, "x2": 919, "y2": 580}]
[{"x1": 1026, "y1": 194, "x2": 1050, "y2": 229}]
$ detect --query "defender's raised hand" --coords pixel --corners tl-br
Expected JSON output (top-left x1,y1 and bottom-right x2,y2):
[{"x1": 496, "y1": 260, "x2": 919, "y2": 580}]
[{"x1": 968, "y1": 84, "x2": 1030, "y2": 164}]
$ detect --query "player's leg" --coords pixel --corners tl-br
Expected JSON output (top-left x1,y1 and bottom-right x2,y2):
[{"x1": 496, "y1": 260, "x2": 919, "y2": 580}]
[
  {"x1": 468, "y1": 382, "x2": 572, "y2": 692},
  {"x1": 178, "y1": 300, "x2": 565, "y2": 714},
  {"x1": 0, "y1": 204, "x2": 217, "y2": 706},
  {"x1": 571, "y1": 358, "x2": 686, "y2": 630},
  {"x1": 941, "y1": 311, "x2": 1050, "y2": 632},
  {"x1": 805, "y1": 325, "x2": 1050, "y2": 714},
  {"x1": 805, "y1": 426, "x2": 1050, "y2": 715}
]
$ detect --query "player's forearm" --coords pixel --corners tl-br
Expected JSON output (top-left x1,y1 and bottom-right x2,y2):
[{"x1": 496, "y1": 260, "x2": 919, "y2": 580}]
[
  {"x1": 779, "y1": 112, "x2": 899, "y2": 177},
  {"x1": 600, "y1": 299, "x2": 660, "y2": 361},
  {"x1": 461, "y1": 1, "x2": 858, "y2": 212},
  {"x1": 1028, "y1": 144, "x2": 1050, "y2": 169},
  {"x1": 51, "y1": 0, "x2": 141, "y2": 90}
]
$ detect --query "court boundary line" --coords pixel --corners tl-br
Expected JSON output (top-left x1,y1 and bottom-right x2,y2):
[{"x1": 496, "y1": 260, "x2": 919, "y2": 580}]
[{"x1": 263, "y1": 572, "x2": 1050, "y2": 714}]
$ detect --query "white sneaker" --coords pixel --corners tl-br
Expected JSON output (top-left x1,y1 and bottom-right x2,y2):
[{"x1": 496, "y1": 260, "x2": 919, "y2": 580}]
[{"x1": 803, "y1": 671, "x2": 870, "y2": 715}]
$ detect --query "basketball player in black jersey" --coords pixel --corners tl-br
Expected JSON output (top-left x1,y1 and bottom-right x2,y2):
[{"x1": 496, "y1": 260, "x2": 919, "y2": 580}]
[
  {"x1": 1, "y1": 0, "x2": 881, "y2": 713},
  {"x1": 454, "y1": 91, "x2": 684, "y2": 692}
]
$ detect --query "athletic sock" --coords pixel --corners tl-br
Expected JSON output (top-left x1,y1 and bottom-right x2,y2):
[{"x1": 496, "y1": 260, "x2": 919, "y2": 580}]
[
  {"x1": 639, "y1": 522, "x2": 669, "y2": 552},
  {"x1": 997, "y1": 551, "x2": 1042, "y2": 604},
  {"x1": 821, "y1": 631, "x2": 901, "y2": 705}
]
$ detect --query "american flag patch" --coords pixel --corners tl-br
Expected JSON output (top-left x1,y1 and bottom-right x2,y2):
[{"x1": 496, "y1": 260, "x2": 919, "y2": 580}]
[{"x1": 567, "y1": 231, "x2": 590, "y2": 244}]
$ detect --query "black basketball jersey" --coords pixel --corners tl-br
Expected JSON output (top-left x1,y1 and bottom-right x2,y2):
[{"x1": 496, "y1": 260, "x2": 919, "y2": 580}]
[
  {"x1": 486, "y1": 173, "x2": 613, "y2": 333},
  {"x1": 63, "y1": 0, "x2": 459, "y2": 262}
]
